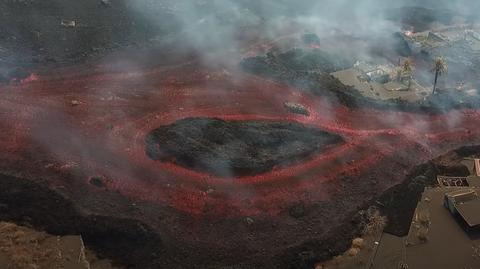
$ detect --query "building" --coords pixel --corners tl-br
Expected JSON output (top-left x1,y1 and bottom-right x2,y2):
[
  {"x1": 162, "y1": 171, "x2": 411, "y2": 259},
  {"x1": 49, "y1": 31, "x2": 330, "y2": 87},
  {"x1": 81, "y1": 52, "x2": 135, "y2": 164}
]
[
  {"x1": 444, "y1": 188, "x2": 480, "y2": 229},
  {"x1": 331, "y1": 60, "x2": 428, "y2": 102},
  {"x1": 403, "y1": 26, "x2": 480, "y2": 55},
  {"x1": 474, "y1": 159, "x2": 480, "y2": 176},
  {"x1": 369, "y1": 156, "x2": 480, "y2": 269},
  {"x1": 371, "y1": 187, "x2": 480, "y2": 269},
  {"x1": 354, "y1": 61, "x2": 392, "y2": 84}
]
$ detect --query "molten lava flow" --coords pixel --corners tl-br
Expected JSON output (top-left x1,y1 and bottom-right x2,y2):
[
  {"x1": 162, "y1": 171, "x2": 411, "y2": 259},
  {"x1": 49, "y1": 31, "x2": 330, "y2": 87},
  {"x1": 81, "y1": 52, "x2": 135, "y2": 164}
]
[{"x1": 0, "y1": 61, "x2": 480, "y2": 219}]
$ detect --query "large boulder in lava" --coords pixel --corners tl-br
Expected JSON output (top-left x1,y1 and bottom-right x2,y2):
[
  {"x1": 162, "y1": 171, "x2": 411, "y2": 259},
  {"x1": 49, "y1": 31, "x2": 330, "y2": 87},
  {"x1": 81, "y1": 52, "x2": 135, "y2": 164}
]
[{"x1": 145, "y1": 118, "x2": 343, "y2": 177}]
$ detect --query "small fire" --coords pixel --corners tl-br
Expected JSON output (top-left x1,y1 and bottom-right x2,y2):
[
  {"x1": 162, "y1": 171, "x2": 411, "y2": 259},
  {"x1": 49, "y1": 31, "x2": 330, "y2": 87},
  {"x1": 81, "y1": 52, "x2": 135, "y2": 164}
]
[
  {"x1": 10, "y1": 73, "x2": 39, "y2": 85},
  {"x1": 14, "y1": 73, "x2": 39, "y2": 84}
]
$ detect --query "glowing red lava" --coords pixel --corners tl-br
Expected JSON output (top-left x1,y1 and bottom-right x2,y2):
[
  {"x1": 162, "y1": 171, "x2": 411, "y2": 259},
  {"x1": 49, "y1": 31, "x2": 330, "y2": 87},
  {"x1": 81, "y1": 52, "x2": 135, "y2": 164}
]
[{"x1": 0, "y1": 59, "x2": 479, "y2": 221}]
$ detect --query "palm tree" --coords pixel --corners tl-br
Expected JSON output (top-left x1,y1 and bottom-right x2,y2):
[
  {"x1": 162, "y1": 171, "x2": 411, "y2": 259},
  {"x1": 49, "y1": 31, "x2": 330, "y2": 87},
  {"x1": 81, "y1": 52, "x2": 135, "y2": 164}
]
[
  {"x1": 432, "y1": 57, "x2": 448, "y2": 94},
  {"x1": 401, "y1": 58, "x2": 414, "y2": 89},
  {"x1": 402, "y1": 58, "x2": 414, "y2": 73}
]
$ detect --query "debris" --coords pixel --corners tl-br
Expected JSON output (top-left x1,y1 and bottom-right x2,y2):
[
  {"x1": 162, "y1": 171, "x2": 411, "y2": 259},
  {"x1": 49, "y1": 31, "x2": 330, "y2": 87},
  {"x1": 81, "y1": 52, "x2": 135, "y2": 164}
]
[
  {"x1": 245, "y1": 217, "x2": 254, "y2": 225},
  {"x1": 71, "y1": 100, "x2": 81, "y2": 106},
  {"x1": 61, "y1": 20, "x2": 76, "y2": 28},
  {"x1": 206, "y1": 188, "x2": 215, "y2": 194},
  {"x1": 284, "y1": 102, "x2": 309, "y2": 116}
]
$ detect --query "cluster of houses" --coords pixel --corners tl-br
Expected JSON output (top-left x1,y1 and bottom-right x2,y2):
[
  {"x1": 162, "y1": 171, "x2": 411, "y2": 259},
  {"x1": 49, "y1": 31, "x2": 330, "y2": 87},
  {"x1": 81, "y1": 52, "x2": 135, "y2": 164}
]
[
  {"x1": 440, "y1": 158, "x2": 480, "y2": 231},
  {"x1": 369, "y1": 158, "x2": 480, "y2": 269},
  {"x1": 327, "y1": 24, "x2": 480, "y2": 103},
  {"x1": 402, "y1": 25, "x2": 480, "y2": 56}
]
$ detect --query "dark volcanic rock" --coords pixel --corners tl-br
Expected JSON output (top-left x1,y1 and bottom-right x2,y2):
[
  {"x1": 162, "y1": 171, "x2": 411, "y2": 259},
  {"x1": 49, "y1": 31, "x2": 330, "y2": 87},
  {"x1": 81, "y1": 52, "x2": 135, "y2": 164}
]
[
  {"x1": 0, "y1": 0, "x2": 179, "y2": 68},
  {"x1": 145, "y1": 118, "x2": 343, "y2": 177},
  {"x1": 284, "y1": 102, "x2": 309, "y2": 116},
  {"x1": 89, "y1": 176, "x2": 105, "y2": 188}
]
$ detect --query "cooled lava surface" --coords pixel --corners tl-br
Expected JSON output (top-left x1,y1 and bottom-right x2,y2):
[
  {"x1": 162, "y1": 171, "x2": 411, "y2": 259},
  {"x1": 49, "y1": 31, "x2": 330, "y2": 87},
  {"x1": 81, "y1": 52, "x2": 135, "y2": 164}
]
[{"x1": 145, "y1": 118, "x2": 343, "y2": 177}]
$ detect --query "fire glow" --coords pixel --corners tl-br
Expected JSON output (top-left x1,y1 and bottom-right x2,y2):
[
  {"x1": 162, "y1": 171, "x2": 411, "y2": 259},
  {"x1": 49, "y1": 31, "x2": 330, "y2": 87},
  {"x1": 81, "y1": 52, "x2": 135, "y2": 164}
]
[
  {"x1": 1, "y1": 63, "x2": 480, "y2": 217},
  {"x1": 404, "y1": 30, "x2": 413, "y2": 37}
]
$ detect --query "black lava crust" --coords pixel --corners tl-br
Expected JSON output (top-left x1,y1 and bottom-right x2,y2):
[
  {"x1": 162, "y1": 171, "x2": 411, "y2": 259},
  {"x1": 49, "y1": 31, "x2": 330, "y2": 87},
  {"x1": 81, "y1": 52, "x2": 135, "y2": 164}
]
[{"x1": 145, "y1": 118, "x2": 343, "y2": 177}]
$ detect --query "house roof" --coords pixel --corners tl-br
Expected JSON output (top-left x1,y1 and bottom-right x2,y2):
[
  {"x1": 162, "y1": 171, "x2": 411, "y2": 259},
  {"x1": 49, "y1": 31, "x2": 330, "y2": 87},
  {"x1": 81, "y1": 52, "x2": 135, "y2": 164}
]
[
  {"x1": 445, "y1": 188, "x2": 480, "y2": 227},
  {"x1": 445, "y1": 188, "x2": 476, "y2": 198},
  {"x1": 466, "y1": 176, "x2": 480, "y2": 188},
  {"x1": 474, "y1": 159, "x2": 480, "y2": 176},
  {"x1": 455, "y1": 199, "x2": 480, "y2": 227}
]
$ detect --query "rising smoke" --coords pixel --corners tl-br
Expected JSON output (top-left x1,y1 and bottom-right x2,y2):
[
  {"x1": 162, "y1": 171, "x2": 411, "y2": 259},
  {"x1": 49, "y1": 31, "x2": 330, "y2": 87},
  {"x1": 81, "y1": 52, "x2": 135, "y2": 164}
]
[
  {"x1": 4, "y1": 0, "x2": 480, "y2": 182},
  {"x1": 127, "y1": 0, "x2": 479, "y2": 55}
]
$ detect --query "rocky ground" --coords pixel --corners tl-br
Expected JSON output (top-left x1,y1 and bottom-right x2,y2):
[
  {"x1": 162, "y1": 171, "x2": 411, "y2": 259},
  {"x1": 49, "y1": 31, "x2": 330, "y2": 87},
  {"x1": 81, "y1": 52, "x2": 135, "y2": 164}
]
[
  {"x1": 0, "y1": 0, "x2": 176, "y2": 72},
  {"x1": 0, "y1": 222, "x2": 117, "y2": 269}
]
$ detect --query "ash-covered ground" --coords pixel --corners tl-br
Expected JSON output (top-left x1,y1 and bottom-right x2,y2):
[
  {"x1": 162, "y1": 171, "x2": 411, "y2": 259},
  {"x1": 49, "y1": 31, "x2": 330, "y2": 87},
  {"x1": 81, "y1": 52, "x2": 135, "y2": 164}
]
[{"x1": 1, "y1": 1, "x2": 480, "y2": 269}]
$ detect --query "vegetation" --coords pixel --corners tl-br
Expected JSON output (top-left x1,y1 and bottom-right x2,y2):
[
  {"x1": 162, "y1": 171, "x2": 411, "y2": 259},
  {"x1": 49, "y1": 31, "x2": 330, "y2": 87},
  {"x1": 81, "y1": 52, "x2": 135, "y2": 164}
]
[
  {"x1": 398, "y1": 58, "x2": 415, "y2": 89},
  {"x1": 416, "y1": 227, "x2": 429, "y2": 243},
  {"x1": 363, "y1": 210, "x2": 388, "y2": 235},
  {"x1": 432, "y1": 57, "x2": 448, "y2": 94}
]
